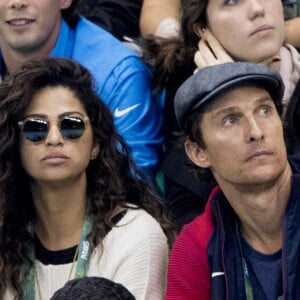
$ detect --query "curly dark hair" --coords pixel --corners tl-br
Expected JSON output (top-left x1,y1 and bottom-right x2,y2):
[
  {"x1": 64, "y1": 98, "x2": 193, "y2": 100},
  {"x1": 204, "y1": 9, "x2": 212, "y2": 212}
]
[
  {"x1": 142, "y1": 0, "x2": 208, "y2": 88},
  {"x1": 0, "y1": 57, "x2": 175, "y2": 299}
]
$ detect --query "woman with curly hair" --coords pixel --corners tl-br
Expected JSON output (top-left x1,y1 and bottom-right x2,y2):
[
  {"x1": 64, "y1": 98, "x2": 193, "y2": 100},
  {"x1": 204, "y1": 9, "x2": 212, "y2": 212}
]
[{"x1": 0, "y1": 57, "x2": 174, "y2": 300}]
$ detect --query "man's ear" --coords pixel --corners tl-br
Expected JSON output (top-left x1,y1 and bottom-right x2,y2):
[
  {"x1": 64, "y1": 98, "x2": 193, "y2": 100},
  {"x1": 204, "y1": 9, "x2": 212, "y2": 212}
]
[
  {"x1": 185, "y1": 139, "x2": 211, "y2": 168},
  {"x1": 60, "y1": 0, "x2": 73, "y2": 10}
]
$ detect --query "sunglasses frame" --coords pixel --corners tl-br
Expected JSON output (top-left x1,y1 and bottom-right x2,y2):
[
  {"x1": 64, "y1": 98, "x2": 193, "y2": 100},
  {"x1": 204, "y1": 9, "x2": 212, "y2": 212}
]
[{"x1": 18, "y1": 115, "x2": 90, "y2": 142}]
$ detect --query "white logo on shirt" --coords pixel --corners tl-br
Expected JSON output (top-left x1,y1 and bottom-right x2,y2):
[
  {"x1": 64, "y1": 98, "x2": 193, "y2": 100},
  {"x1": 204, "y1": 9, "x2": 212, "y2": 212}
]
[
  {"x1": 211, "y1": 272, "x2": 225, "y2": 278},
  {"x1": 114, "y1": 104, "x2": 140, "y2": 118}
]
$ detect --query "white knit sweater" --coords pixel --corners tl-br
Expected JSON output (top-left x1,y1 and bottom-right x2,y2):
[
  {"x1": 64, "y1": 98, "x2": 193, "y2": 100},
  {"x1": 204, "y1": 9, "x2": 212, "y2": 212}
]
[{"x1": 4, "y1": 209, "x2": 169, "y2": 300}]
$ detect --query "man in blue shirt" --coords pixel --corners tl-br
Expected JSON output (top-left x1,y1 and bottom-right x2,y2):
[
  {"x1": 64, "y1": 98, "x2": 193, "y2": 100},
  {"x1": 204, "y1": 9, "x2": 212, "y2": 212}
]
[{"x1": 0, "y1": 0, "x2": 163, "y2": 179}]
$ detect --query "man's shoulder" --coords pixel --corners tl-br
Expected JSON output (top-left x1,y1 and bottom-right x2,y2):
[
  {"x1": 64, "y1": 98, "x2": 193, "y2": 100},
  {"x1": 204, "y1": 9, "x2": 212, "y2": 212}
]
[
  {"x1": 73, "y1": 17, "x2": 138, "y2": 59},
  {"x1": 70, "y1": 17, "x2": 147, "y2": 84}
]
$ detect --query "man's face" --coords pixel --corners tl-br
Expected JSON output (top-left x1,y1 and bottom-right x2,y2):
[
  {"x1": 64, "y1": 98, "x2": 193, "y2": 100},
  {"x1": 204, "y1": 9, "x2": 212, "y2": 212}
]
[
  {"x1": 185, "y1": 85, "x2": 288, "y2": 191},
  {"x1": 0, "y1": 0, "x2": 72, "y2": 55}
]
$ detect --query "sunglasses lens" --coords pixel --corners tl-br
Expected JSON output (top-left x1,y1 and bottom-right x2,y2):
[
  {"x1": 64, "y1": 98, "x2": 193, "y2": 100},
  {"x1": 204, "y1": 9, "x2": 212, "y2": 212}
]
[
  {"x1": 60, "y1": 117, "x2": 85, "y2": 139},
  {"x1": 22, "y1": 119, "x2": 48, "y2": 142}
]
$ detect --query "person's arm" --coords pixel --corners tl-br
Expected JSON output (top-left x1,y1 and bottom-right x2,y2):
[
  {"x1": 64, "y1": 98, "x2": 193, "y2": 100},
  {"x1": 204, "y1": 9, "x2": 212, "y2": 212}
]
[
  {"x1": 107, "y1": 210, "x2": 169, "y2": 300},
  {"x1": 285, "y1": 17, "x2": 300, "y2": 48},
  {"x1": 102, "y1": 56, "x2": 164, "y2": 179},
  {"x1": 139, "y1": 0, "x2": 180, "y2": 37},
  {"x1": 165, "y1": 221, "x2": 212, "y2": 300}
]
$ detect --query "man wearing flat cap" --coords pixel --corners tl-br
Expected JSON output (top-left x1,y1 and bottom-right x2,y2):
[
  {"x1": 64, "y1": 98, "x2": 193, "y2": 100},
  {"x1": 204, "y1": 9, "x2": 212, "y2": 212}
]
[{"x1": 165, "y1": 62, "x2": 300, "y2": 300}]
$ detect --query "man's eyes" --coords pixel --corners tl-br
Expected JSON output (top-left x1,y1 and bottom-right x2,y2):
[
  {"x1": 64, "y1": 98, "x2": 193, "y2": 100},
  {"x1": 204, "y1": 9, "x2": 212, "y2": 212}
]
[
  {"x1": 223, "y1": 114, "x2": 240, "y2": 126},
  {"x1": 260, "y1": 105, "x2": 272, "y2": 115}
]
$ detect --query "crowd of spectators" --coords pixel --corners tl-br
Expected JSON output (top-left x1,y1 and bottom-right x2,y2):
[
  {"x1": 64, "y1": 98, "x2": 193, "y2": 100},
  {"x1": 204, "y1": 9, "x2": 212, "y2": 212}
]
[{"x1": 0, "y1": 0, "x2": 300, "y2": 299}]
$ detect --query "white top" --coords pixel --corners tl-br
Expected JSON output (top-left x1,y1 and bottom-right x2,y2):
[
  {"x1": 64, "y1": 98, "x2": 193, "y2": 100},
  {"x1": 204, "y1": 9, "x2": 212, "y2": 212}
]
[{"x1": 4, "y1": 209, "x2": 169, "y2": 300}]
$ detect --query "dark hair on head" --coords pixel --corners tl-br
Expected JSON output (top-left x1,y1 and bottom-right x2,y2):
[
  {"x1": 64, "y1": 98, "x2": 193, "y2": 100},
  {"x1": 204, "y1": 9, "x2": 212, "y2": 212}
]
[
  {"x1": 0, "y1": 57, "x2": 175, "y2": 299},
  {"x1": 181, "y1": 0, "x2": 208, "y2": 47},
  {"x1": 142, "y1": 0, "x2": 208, "y2": 89},
  {"x1": 181, "y1": 111, "x2": 214, "y2": 181},
  {"x1": 51, "y1": 277, "x2": 136, "y2": 300}
]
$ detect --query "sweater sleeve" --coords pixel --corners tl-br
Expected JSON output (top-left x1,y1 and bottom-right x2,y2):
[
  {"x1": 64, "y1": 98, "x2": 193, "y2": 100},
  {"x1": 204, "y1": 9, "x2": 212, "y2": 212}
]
[
  {"x1": 165, "y1": 214, "x2": 214, "y2": 300},
  {"x1": 89, "y1": 209, "x2": 169, "y2": 300},
  {"x1": 113, "y1": 210, "x2": 168, "y2": 300}
]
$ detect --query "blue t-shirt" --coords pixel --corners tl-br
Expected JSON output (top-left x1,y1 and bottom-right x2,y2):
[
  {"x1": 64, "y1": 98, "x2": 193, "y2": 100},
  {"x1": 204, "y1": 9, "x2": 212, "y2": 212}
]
[{"x1": 242, "y1": 236, "x2": 283, "y2": 300}]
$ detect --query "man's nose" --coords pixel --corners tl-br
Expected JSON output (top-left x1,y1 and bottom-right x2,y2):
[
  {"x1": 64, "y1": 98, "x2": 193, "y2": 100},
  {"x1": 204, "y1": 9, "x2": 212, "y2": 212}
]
[{"x1": 246, "y1": 117, "x2": 264, "y2": 143}]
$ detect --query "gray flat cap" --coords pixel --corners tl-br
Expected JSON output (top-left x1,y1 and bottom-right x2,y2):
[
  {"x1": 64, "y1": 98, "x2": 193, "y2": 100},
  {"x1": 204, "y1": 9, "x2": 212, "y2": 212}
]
[{"x1": 175, "y1": 62, "x2": 285, "y2": 128}]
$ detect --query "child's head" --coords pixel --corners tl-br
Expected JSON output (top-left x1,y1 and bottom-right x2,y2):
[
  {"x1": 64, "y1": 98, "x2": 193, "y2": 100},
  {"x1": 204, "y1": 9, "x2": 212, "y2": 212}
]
[{"x1": 51, "y1": 277, "x2": 136, "y2": 300}]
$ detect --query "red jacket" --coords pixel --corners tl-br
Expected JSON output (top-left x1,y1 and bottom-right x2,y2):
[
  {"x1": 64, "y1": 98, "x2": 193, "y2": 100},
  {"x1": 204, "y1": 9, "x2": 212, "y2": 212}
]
[
  {"x1": 165, "y1": 170, "x2": 300, "y2": 299},
  {"x1": 165, "y1": 187, "x2": 219, "y2": 300}
]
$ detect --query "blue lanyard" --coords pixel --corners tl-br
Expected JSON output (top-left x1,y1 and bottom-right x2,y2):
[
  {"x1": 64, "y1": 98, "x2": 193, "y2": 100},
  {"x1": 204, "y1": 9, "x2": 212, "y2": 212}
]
[{"x1": 21, "y1": 212, "x2": 92, "y2": 300}]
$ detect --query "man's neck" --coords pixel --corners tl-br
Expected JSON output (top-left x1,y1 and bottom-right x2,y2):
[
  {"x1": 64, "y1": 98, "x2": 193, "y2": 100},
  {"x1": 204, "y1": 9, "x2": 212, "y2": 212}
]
[{"x1": 222, "y1": 164, "x2": 292, "y2": 254}]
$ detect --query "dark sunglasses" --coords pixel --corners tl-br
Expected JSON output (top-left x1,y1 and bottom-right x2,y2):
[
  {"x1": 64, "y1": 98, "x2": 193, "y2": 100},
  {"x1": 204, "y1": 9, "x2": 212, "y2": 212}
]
[{"x1": 18, "y1": 116, "x2": 89, "y2": 142}]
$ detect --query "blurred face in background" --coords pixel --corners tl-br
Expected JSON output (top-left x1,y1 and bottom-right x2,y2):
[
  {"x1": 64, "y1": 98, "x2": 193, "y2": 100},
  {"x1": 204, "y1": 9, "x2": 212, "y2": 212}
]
[{"x1": 206, "y1": 0, "x2": 285, "y2": 65}]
